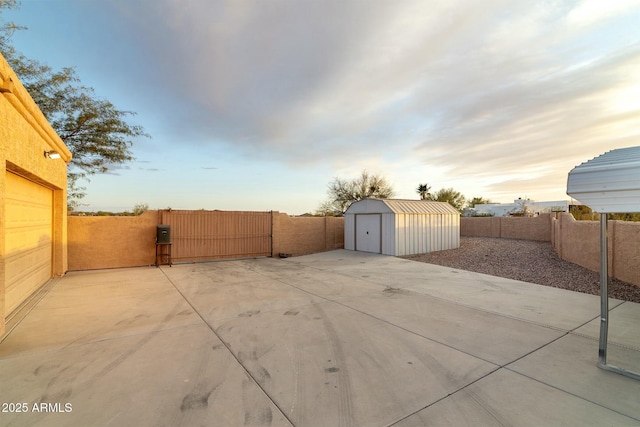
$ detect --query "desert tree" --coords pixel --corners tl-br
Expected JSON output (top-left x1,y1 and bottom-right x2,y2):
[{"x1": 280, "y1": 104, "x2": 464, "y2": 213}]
[
  {"x1": 467, "y1": 196, "x2": 491, "y2": 208},
  {"x1": 132, "y1": 203, "x2": 149, "y2": 216},
  {"x1": 432, "y1": 187, "x2": 466, "y2": 211},
  {"x1": 317, "y1": 170, "x2": 395, "y2": 216}
]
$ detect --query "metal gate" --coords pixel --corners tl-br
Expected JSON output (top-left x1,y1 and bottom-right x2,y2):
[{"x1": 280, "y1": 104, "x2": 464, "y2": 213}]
[{"x1": 158, "y1": 210, "x2": 272, "y2": 262}]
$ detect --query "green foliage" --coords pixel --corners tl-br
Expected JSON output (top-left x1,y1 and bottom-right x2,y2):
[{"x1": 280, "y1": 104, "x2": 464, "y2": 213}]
[
  {"x1": 1, "y1": 2, "x2": 148, "y2": 209},
  {"x1": 569, "y1": 205, "x2": 640, "y2": 221},
  {"x1": 133, "y1": 203, "x2": 148, "y2": 216},
  {"x1": 66, "y1": 174, "x2": 87, "y2": 211},
  {"x1": 317, "y1": 170, "x2": 395, "y2": 216},
  {"x1": 415, "y1": 181, "x2": 470, "y2": 212},
  {"x1": 70, "y1": 206, "x2": 149, "y2": 216},
  {"x1": 467, "y1": 196, "x2": 491, "y2": 208},
  {"x1": 570, "y1": 205, "x2": 597, "y2": 221},
  {"x1": 431, "y1": 187, "x2": 466, "y2": 211},
  {"x1": 0, "y1": 0, "x2": 22, "y2": 45},
  {"x1": 416, "y1": 183, "x2": 431, "y2": 200},
  {"x1": 610, "y1": 213, "x2": 640, "y2": 221}
]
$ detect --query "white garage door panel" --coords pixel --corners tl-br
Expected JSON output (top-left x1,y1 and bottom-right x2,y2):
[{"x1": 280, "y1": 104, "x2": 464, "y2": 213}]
[
  {"x1": 5, "y1": 172, "x2": 53, "y2": 315},
  {"x1": 355, "y1": 214, "x2": 381, "y2": 254}
]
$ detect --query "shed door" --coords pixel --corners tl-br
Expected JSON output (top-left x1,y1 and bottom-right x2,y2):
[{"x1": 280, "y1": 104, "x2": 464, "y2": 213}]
[
  {"x1": 5, "y1": 172, "x2": 53, "y2": 315},
  {"x1": 355, "y1": 214, "x2": 381, "y2": 254}
]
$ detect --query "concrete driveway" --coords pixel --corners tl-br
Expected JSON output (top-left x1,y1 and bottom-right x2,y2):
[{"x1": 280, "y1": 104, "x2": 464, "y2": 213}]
[{"x1": 1, "y1": 250, "x2": 639, "y2": 426}]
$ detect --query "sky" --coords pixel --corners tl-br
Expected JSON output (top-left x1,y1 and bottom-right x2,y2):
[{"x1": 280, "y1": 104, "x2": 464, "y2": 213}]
[{"x1": 4, "y1": 0, "x2": 640, "y2": 214}]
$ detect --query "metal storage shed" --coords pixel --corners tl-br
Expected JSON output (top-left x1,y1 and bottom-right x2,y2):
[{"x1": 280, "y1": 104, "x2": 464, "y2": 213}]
[
  {"x1": 344, "y1": 199, "x2": 460, "y2": 256},
  {"x1": 567, "y1": 146, "x2": 640, "y2": 381}
]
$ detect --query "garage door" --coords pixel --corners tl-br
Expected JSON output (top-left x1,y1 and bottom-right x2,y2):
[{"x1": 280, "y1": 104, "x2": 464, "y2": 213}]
[
  {"x1": 5, "y1": 172, "x2": 53, "y2": 315},
  {"x1": 355, "y1": 214, "x2": 381, "y2": 253}
]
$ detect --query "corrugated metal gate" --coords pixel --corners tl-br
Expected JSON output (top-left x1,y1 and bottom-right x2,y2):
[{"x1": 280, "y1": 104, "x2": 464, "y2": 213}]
[{"x1": 158, "y1": 210, "x2": 272, "y2": 262}]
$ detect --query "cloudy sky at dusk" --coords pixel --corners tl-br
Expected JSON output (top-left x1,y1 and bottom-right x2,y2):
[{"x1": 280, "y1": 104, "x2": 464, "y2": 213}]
[{"x1": 5, "y1": 0, "x2": 640, "y2": 214}]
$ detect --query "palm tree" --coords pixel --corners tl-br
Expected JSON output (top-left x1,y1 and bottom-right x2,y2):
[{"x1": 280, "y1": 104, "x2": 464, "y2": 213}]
[{"x1": 416, "y1": 183, "x2": 431, "y2": 200}]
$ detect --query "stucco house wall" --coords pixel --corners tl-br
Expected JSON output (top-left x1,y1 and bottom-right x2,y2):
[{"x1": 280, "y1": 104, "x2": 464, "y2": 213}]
[{"x1": 0, "y1": 53, "x2": 71, "y2": 335}]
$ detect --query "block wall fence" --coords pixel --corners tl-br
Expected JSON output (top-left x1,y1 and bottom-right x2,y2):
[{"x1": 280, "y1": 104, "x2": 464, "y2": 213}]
[
  {"x1": 68, "y1": 211, "x2": 638, "y2": 287},
  {"x1": 67, "y1": 210, "x2": 344, "y2": 270},
  {"x1": 271, "y1": 213, "x2": 344, "y2": 257}
]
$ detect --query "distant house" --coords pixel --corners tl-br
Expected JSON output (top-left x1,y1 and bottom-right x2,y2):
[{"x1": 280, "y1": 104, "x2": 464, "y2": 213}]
[
  {"x1": 469, "y1": 198, "x2": 570, "y2": 217},
  {"x1": 0, "y1": 53, "x2": 72, "y2": 336}
]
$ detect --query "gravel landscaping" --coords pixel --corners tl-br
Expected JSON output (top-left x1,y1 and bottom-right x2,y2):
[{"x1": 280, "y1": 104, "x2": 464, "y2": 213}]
[{"x1": 404, "y1": 237, "x2": 640, "y2": 303}]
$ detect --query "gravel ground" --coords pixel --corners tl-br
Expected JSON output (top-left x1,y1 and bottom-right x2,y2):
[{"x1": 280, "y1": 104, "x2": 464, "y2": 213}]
[{"x1": 403, "y1": 237, "x2": 640, "y2": 303}]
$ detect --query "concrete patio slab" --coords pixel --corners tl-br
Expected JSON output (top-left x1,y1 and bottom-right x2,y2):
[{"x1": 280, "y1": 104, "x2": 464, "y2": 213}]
[
  {"x1": 335, "y1": 290, "x2": 565, "y2": 366},
  {"x1": 162, "y1": 267, "x2": 326, "y2": 323},
  {"x1": 400, "y1": 269, "x2": 624, "y2": 332},
  {"x1": 292, "y1": 253, "x2": 625, "y2": 332},
  {"x1": 1, "y1": 249, "x2": 639, "y2": 426},
  {"x1": 393, "y1": 369, "x2": 639, "y2": 426},
  {"x1": 242, "y1": 259, "x2": 388, "y2": 300},
  {"x1": 213, "y1": 300, "x2": 496, "y2": 427},
  {"x1": 574, "y1": 301, "x2": 640, "y2": 347},
  {"x1": 508, "y1": 333, "x2": 640, "y2": 419},
  {"x1": 0, "y1": 324, "x2": 291, "y2": 427},
  {"x1": 0, "y1": 268, "x2": 201, "y2": 357}
]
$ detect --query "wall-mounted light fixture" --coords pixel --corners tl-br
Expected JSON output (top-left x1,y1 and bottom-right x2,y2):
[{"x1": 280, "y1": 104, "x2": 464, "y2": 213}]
[
  {"x1": 0, "y1": 77, "x2": 15, "y2": 94},
  {"x1": 44, "y1": 150, "x2": 61, "y2": 159}
]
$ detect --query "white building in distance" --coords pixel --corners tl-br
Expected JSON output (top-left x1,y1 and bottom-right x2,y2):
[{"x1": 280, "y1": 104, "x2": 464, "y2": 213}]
[{"x1": 467, "y1": 198, "x2": 570, "y2": 217}]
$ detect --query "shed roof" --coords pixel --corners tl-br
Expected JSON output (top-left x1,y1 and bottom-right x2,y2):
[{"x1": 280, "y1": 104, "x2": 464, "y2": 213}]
[
  {"x1": 566, "y1": 146, "x2": 640, "y2": 213},
  {"x1": 346, "y1": 199, "x2": 460, "y2": 215}
]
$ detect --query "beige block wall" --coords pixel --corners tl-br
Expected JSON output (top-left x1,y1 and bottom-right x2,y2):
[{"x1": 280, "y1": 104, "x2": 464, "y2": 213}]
[
  {"x1": 461, "y1": 215, "x2": 551, "y2": 241},
  {"x1": 68, "y1": 211, "x2": 157, "y2": 270},
  {"x1": 1, "y1": 53, "x2": 72, "y2": 335},
  {"x1": 552, "y1": 213, "x2": 640, "y2": 287},
  {"x1": 460, "y1": 217, "x2": 502, "y2": 238},
  {"x1": 613, "y1": 220, "x2": 640, "y2": 286},
  {"x1": 552, "y1": 213, "x2": 600, "y2": 271},
  {"x1": 272, "y1": 213, "x2": 344, "y2": 257}
]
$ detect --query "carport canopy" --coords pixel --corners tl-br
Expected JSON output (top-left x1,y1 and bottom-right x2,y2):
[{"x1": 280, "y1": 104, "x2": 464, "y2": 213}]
[
  {"x1": 567, "y1": 145, "x2": 640, "y2": 380},
  {"x1": 567, "y1": 146, "x2": 640, "y2": 213}
]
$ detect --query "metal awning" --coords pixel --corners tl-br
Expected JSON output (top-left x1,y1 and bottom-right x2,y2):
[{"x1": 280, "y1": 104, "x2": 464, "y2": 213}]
[{"x1": 567, "y1": 146, "x2": 640, "y2": 381}]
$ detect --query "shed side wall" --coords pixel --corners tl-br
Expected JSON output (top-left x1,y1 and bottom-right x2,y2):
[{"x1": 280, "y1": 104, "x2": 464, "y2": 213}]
[{"x1": 395, "y1": 213, "x2": 460, "y2": 256}]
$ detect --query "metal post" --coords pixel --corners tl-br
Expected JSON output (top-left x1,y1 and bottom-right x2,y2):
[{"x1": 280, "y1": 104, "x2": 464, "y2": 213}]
[
  {"x1": 597, "y1": 213, "x2": 640, "y2": 380},
  {"x1": 598, "y1": 213, "x2": 609, "y2": 367}
]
